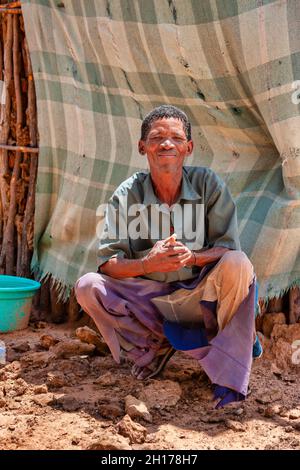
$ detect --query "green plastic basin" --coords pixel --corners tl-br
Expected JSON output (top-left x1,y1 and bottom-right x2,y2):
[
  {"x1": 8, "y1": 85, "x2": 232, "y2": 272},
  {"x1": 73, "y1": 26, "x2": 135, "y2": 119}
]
[{"x1": 0, "y1": 275, "x2": 41, "y2": 332}]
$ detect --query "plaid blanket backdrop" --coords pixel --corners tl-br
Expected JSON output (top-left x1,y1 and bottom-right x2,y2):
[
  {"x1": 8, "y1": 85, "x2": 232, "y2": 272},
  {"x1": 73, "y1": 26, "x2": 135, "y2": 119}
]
[{"x1": 21, "y1": 0, "x2": 300, "y2": 301}]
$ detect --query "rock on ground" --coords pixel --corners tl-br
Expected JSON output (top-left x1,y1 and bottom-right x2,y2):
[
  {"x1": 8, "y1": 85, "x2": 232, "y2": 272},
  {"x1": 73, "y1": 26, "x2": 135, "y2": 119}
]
[
  {"x1": 75, "y1": 326, "x2": 110, "y2": 355},
  {"x1": 51, "y1": 339, "x2": 95, "y2": 358},
  {"x1": 125, "y1": 395, "x2": 152, "y2": 423},
  {"x1": 138, "y1": 380, "x2": 182, "y2": 409},
  {"x1": 262, "y1": 312, "x2": 286, "y2": 337},
  {"x1": 116, "y1": 414, "x2": 147, "y2": 444},
  {"x1": 86, "y1": 433, "x2": 131, "y2": 450}
]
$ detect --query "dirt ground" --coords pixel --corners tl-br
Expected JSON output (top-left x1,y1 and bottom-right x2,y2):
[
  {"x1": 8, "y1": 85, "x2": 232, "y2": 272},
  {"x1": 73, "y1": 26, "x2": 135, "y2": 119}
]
[{"x1": 0, "y1": 320, "x2": 299, "y2": 451}]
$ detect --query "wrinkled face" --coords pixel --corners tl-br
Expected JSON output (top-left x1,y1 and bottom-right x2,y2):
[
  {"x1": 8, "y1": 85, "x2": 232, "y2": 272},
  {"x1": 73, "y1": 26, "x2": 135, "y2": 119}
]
[{"x1": 138, "y1": 118, "x2": 193, "y2": 174}]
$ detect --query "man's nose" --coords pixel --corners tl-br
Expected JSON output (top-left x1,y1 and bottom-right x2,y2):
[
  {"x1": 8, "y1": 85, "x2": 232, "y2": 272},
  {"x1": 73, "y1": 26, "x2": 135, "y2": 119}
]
[{"x1": 160, "y1": 139, "x2": 174, "y2": 149}]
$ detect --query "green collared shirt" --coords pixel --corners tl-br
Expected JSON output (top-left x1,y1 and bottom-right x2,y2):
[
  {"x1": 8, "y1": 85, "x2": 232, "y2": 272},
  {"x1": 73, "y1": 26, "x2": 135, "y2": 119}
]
[{"x1": 97, "y1": 166, "x2": 241, "y2": 282}]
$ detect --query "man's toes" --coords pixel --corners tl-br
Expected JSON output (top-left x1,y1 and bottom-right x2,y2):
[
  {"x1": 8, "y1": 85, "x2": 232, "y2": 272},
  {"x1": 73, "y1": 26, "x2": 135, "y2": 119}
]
[
  {"x1": 131, "y1": 364, "x2": 140, "y2": 377},
  {"x1": 137, "y1": 368, "x2": 150, "y2": 380}
]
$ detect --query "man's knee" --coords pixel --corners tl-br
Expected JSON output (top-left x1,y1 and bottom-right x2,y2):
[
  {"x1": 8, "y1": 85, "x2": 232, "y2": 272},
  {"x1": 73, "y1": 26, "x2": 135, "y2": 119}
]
[
  {"x1": 75, "y1": 272, "x2": 104, "y2": 304},
  {"x1": 219, "y1": 250, "x2": 254, "y2": 283}
]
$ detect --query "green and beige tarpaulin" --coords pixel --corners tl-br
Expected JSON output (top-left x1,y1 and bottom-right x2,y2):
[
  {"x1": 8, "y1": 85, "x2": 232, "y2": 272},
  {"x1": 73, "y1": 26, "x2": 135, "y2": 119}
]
[{"x1": 21, "y1": 0, "x2": 300, "y2": 301}]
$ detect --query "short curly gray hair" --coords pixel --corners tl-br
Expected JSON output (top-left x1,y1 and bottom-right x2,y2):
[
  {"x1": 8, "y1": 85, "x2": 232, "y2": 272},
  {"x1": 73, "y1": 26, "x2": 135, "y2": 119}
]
[{"x1": 141, "y1": 105, "x2": 192, "y2": 141}]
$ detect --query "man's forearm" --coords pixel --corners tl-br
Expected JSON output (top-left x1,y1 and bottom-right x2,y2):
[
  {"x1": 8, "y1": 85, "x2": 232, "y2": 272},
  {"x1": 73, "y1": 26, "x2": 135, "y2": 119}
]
[
  {"x1": 99, "y1": 257, "x2": 145, "y2": 279},
  {"x1": 194, "y1": 246, "x2": 229, "y2": 267},
  {"x1": 100, "y1": 246, "x2": 230, "y2": 279}
]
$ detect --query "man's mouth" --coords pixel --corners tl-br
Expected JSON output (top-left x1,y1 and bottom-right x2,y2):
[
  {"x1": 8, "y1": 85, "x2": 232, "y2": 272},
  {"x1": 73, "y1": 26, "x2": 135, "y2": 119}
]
[{"x1": 157, "y1": 153, "x2": 177, "y2": 157}]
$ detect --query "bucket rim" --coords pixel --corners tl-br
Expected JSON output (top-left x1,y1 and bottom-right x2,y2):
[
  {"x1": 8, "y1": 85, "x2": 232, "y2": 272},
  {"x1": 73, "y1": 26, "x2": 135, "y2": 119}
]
[{"x1": 0, "y1": 274, "x2": 41, "y2": 293}]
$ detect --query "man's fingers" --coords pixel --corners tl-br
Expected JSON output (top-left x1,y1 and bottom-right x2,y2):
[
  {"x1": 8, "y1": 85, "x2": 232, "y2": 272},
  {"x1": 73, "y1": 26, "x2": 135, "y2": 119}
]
[
  {"x1": 163, "y1": 246, "x2": 189, "y2": 255},
  {"x1": 164, "y1": 252, "x2": 192, "y2": 266},
  {"x1": 176, "y1": 253, "x2": 193, "y2": 264},
  {"x1": 162, "y1": 234, "x2": 177, "y2": 245}
]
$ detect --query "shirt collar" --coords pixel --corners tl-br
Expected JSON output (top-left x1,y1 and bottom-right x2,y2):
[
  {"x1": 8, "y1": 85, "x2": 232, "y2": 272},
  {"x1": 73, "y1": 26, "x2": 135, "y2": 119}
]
[{"x1": 143, "y1": 167, "x2": 201, "y2": 206}]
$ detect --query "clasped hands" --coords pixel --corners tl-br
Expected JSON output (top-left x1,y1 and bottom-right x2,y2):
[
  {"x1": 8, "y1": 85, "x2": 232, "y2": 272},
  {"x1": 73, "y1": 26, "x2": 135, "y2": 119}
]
[{"x1": 142, "y1": 234, "x2": 196, "y2": 274}]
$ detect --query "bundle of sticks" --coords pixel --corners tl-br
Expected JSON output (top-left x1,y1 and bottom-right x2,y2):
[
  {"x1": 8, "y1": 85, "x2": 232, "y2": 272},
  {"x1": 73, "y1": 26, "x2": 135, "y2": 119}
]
[{"x1": 0, "y1": 7, "x2": 37, "y2": 278}]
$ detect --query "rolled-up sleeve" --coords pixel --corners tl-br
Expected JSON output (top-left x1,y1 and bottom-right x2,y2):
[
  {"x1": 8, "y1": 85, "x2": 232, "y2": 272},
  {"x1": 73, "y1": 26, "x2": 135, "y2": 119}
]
[
  {"x1": 205, "y1": 174, "x2": 241, "y2": 251},
  {"x1": 97, "y1": 193, "x2": 132, "y2": 270}
]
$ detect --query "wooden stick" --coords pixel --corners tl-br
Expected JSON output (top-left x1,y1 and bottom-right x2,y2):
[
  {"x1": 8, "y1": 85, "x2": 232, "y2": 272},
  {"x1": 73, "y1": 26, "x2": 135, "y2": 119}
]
[
  {"x1": 0, "y1": 14, "x2": 12, "y2": 227},
  {"x1": 289, "y1": 287, "x2": 300, "y2": 324},
  {"x1": 0, "y1": 143, "x2": 38, "y2": 152},
  {"x1": 0, "y1": 21, "x2": 3, "y2": 252},
  {"x1": 0, "y1": 192, "x2": 2, "y2": 248},
  {"x1": 24, "y1": 37, "x2": 37, "y2": 146},
  {"x1": 0, "y1": 8, "x2": 22, "y2": 13},
  {"x1": 0, "y1": 15, "x2": 23, "y2": 273},
  {"x1": 15, "y1": 212, "x2": 22, "y2": 274},
  {"x1": 19, "y1": 36, "x2": 38, "y2": 277},
  {"x1": 0, "y1": 2, "x2": 21, "y2": 9},
  {"x1": 0, "y1": 20, "x2": 3, "y2": 81},
  {"x1": 19, "y1": 154, "x2": 37, "y2": 276},
  {"x1": 13, "y1": 15, "x2": 23, "y2": 134},
  {"x1": 0, "y1": 151, "x2": 21, "y2": 272},
  {"x1": 7, "y1": 14, "x2": 22, "y2": 273}
]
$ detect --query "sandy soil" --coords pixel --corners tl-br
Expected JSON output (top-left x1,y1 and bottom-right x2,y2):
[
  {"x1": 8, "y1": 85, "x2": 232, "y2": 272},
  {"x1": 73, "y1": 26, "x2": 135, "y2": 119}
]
[{"x1": 0, "y1": 321, "x2": 299, "y2": 450}]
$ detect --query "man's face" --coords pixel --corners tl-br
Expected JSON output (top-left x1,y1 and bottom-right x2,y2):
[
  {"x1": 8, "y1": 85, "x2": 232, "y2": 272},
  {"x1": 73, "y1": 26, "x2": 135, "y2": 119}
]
[{"x1": 138, "y1": 118, "x2": 193, "y2": 174}]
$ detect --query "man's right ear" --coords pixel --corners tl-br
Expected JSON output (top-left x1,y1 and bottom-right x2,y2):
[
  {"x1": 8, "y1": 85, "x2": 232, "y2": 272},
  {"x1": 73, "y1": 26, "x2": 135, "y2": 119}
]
[{"x1": 138, "y1": 140, "x2": 146, "y2": 155}]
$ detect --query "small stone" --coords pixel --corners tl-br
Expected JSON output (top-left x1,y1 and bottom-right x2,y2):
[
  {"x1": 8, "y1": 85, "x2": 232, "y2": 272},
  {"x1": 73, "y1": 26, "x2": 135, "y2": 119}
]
[
  {"x1": 125, "y1": 395, "x2": 152, "y2": 423},
  {"x1": 278, "y1": 407, "x2": 289, "y2": 417},
  {"x1": 39, "y1": 334, "x2": 59, "y2": 350},
  {"x1": 285, "y1": 426, "x2": 294, "y2": 433},
  {"x1": 0, "y1": 361, "x2": 21, "y2": 380},
  {"x1": 21, "y1": 351, "x2": 54, "y2": 368},
  {"x1": 262, "y1": 312, "x2": 286, "y2": 337},
  {"x1": 75, "y1": 326, "x2": 109, "y2": 355},
  {"x1": 204, "y1": 413, "x2": 225, "y2": 424},
  {"x1": 289, "y1": 409, "x2": 300, "y2": 420},
  {"x1": 256, "y1": 390, "x2": 282, "y2": 404},
  {"x1": 225, "y1": 419, "x2": 246, "y2": 432},
  {"x1": 15, "y1": 378, "x2": 28, "y2": 395},
  {"x1": 271, "y1": 323, "x2": 300, "y2": 343},
  {"x1": 46, "y1": 372, "x2": 66, "y2": 388},
  {"x1": 31, "y1": 321, "x2": 47, "y2": 329},
  {"x1": 264, "y1": 404, "x2": 282, "y2": 418},
  {"x1": 0, "y1": 397, "x2": 6, "y2": 407},
  {"x1": 51, "y1": 339, "x2": 95, "y2": 358},
  {"x1": 282, "y1": 375, "x2": 297, "y2": 383},
  {"x1": 4, "y1": 378, "x2": 28, "y2": 397},
  {"x1": 271, "y1": 363, "x2": 283, "y2": 376},
  {"x1": 293, "y1": 422, "x2": 300, "y2": 431},
  {"x1": 138, "y1": 380, "x2": 182, "y2": 409},
  {"x1": 33, "y1": 384, "x2": 48, "y2": 395},
  {"x1": 116, "y1": 414, "x2": 147, "y2": 444},
  {"x1": 84, "y1": 428, "x2": 94, "y2": 434},
  {"x1": 11, "y1": 342, "x2": 30, "y2": 353},
  {"x1": 71, "y1": 437, "x2": 80, "y2": 445},
  {"x1": 55, "y1": 395, "x2": 81, "y2": 412},
  {"x1": 271, "y1": 339, "x2": 293, "y2": 370},
  {"x1": 93, "y1": 372, "x2": 117, "y2": 387},
  {"x1": 87, "y1": 434, "x2": 131, "y2": 450},
  {"x1": 98, "y1": 402, "x2": 123, "y2": 419},
  {"x1": 32, "y1": 393, "x2": 54, "y2": 407}
]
